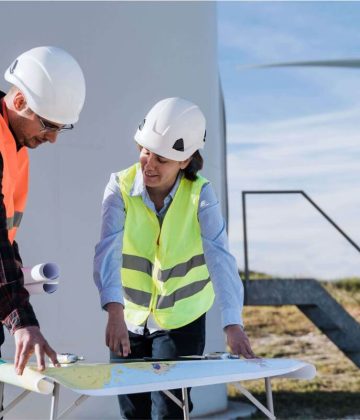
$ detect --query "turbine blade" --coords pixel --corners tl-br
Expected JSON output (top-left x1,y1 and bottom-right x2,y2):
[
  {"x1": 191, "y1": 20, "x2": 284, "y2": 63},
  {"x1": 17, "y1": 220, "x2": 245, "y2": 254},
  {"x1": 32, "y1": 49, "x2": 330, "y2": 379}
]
[{"x1": 238, "y1": 59, "x2": 360, "y2": 70}]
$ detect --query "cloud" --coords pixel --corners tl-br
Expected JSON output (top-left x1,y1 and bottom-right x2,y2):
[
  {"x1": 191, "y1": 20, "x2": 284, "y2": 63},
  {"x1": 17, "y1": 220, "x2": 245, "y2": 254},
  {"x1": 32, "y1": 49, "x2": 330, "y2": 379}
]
[
  {"x1": 218, "y1": 2, "x2": 360, "y2": 279},
  {"x1": 218, "y1": 3, "x2": 360, "y2": 62},
  {"x1": 226, "y1": 107, "x2": 360, "y2": 279},
  {"x1": 219, "y1": 21, "x2": 307, "y2": 62}
]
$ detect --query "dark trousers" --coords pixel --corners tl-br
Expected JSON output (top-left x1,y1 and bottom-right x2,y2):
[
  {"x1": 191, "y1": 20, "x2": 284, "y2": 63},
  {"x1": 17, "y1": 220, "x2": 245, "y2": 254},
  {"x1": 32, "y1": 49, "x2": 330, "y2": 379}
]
[{"x1": 111, "y1": 314, "x2": 206, "y2": 420}]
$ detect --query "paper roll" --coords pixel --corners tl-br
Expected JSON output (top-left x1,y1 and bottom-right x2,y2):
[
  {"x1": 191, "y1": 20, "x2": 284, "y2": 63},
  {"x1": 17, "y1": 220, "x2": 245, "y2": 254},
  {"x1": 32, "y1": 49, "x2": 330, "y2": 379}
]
[
  {"x1": 22, "y1": 263, "x2": 60, "y2": 283},
  {"x1": 0, "y1": 361, "x2": 54, "y2": 394},
  {"x1": 24, "y1": 282, "x2": 58, "y2": 295},
  {"x1": 22, "y1": 263, "x2": 60, "y2": 295}
]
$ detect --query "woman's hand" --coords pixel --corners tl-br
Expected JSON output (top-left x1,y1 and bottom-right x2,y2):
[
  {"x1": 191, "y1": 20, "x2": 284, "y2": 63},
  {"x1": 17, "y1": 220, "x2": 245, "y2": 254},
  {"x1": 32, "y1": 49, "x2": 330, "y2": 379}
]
[
  {"x1": 105, "y1": 303, "x2": 131, "y2": 357},
  {"x1": 224, "y1": 324, "x2": 256, "y2": 359}
]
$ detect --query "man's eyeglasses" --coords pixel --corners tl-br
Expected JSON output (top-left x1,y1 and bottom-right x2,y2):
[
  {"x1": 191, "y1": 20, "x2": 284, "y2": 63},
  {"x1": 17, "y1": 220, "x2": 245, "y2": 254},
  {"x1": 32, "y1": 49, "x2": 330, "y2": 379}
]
[{"x1": 37, "y1": 115, "x2": 74, "y2": 133}]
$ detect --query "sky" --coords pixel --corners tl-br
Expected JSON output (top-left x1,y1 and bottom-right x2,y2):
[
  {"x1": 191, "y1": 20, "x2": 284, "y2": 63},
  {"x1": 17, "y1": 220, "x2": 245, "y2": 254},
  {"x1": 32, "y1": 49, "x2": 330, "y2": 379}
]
[{"x1": 217, "y1": 2, "x2": 360, "y2": 280}]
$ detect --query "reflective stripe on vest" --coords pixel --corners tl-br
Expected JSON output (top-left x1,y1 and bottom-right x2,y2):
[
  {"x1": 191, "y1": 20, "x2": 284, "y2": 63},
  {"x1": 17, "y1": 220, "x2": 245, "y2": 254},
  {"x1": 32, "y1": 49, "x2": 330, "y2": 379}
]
[
  {"x1": 119, "y1": 163, "x2": 215, "y2": 330},
  {"x1": 123, "y1": 253, "x2": 206, "y2": 282},
  {"x1": 123, "y1": 277, "x2": 211, "y2": 309},
  {"x1": 0, "y1": 100, "x2": 29, "y2": 243},
  {"x1": 7, "y1": 211, "x2": 23, "y2": 229}
]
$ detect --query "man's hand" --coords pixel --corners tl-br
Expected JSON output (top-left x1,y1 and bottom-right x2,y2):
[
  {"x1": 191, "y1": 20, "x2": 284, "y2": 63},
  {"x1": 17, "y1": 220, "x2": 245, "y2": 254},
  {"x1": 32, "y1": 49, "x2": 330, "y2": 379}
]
[
  {"x1": 105, "y1": 303, "x2": 131, "y2": 357},
  {"x1": 225, "y1": 324, "x2": 256, "y2": 359},
  {"x1": 14, "y1": 326, "x2": 59, "y2": 375}
]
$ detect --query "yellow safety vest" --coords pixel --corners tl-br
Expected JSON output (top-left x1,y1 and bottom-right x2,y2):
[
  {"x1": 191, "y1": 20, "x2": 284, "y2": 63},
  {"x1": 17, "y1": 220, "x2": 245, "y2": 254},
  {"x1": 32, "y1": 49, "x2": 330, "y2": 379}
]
[{"x1": 118, "y1": 163, "x2": 215, "y2": 330}]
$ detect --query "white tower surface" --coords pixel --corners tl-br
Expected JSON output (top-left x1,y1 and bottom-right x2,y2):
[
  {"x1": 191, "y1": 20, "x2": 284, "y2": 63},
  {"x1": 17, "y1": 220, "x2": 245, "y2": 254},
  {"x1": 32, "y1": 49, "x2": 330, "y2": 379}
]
[{"x1": 0, "y1": 2, "x2": 230, "y2": 418}]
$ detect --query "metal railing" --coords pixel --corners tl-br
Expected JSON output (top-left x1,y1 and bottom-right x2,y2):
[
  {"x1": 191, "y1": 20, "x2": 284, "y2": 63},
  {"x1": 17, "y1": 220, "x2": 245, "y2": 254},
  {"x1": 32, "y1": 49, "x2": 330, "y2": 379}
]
[{"x1": 242, "y1": 190, "x2": 360, "y2": 282}]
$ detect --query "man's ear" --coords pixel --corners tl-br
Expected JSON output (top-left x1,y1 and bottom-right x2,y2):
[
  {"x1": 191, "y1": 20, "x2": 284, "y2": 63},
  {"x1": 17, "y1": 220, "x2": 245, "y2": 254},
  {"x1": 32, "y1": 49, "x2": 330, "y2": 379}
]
[{"x1": 13, "y1": 91, "x2": 27, "y2": 112}]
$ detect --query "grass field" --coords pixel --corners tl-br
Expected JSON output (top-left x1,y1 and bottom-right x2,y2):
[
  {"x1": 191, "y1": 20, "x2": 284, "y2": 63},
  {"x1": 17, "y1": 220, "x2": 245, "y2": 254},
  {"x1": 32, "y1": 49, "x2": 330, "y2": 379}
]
[{"x1": 229, "y1": 278, "x2": 360, "y2": 419}]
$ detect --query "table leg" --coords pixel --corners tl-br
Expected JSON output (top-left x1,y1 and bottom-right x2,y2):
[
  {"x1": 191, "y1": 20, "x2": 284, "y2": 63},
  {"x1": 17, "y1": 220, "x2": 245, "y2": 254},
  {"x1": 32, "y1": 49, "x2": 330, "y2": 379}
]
[
  {"x1": 181, "y1": 387, "x2": 190, "y2": 420},
  {"x1": 50, "y1": 383, "x2": 60, "y2": 420},
  {"x1": 265, "y1": 377, "x2": 274, "y2": 415},
  {"x1": 0, "y1": 381, "x2": 3, "y2": 420}
]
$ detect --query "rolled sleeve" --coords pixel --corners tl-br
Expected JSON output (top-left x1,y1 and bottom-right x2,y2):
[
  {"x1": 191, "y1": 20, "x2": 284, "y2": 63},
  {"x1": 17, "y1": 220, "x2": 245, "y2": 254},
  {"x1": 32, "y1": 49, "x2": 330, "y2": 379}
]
[
  {"x1": 93, "y1": 173, "x2": 125, "y2": 309},
  {"x1": 4, "y1": 304, "x2": 39, "y2": 334},
  {"x1": 199, "y1": 182, "x2": 244, "y2": 329}
]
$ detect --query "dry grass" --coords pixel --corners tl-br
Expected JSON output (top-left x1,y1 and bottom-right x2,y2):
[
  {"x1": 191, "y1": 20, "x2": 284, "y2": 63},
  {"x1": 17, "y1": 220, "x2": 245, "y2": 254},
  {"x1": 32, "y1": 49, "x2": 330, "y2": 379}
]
[{"x1": 228, "y1": 279, "x2": 360, "y2": 419}]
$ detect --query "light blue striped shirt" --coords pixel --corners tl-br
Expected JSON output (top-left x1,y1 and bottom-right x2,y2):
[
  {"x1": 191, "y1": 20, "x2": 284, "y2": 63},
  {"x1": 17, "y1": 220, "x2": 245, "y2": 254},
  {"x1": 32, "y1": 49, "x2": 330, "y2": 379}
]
[{"x1": 93, "y1": 168, "x2": 244, "y2": 331}]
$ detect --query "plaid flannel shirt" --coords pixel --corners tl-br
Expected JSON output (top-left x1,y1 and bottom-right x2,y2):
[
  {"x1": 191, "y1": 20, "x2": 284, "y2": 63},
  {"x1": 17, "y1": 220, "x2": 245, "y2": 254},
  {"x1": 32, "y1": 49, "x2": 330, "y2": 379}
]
[{"x1": 0, "y1": 92, "x2": 38, "y2": 345}]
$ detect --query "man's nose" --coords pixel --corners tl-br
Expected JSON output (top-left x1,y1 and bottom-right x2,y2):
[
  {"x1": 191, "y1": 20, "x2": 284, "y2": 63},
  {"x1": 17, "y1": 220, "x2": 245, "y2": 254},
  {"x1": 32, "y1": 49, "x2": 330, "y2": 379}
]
[{"x1": 45, "y1": 131, "x2": 59, "y2": 144}]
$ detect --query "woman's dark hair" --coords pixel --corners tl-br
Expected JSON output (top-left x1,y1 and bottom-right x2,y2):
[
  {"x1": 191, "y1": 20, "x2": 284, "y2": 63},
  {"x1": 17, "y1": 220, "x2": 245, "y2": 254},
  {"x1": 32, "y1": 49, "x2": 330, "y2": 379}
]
[{"x1": 183, "y1": 150, "x2": 203, "y2": 181}]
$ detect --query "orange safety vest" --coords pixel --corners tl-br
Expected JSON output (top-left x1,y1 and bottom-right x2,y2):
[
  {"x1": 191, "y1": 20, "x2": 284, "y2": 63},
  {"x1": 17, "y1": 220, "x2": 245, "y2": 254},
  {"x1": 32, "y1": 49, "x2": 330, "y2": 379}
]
[{"x1": 0, "y1": 99, "x2": 29, "y2": 243}]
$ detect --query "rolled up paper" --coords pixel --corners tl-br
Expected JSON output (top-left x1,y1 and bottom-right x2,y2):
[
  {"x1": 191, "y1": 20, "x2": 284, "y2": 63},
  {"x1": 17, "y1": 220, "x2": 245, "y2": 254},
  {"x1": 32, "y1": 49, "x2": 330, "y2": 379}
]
[
  {"x1": 24, "y1": 282, "x2": 58, "y2": 295},
  {"x1": 22, "y1": 263, "x2": 60, "y2": 295},
  {"x1": 0, "y1": 360, "x2": 54, "y2": 394},
  {"x1": 22, "y1": 263, "x2": 59, "y2": 283}
]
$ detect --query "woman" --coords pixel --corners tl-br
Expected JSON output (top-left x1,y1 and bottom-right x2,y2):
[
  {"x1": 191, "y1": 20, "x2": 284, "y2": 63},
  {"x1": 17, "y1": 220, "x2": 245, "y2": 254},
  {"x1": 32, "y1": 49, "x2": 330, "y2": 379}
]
[{"x1": 94, "y1": 97, "x2": 254, "y2": 419}]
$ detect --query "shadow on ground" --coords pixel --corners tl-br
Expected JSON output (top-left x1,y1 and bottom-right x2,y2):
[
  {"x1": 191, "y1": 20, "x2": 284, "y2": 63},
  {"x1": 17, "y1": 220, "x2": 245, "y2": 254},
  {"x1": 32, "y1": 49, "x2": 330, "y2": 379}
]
[{"x1": 232, "y1": 391, "x2": 360, "y2": 419}]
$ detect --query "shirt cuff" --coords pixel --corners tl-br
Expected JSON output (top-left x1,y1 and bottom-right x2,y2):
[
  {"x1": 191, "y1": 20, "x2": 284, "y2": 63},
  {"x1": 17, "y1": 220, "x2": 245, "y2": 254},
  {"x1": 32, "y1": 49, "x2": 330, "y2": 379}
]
[
  {"x1": 100, "y1": 287, "x2": 124, "y2": 309},
  {"x1": 4, "y1": 306, "x2": 39, "y2": 335},
  {"x1": 221, "y1": 308, "x2": 243, "y2": 330}
]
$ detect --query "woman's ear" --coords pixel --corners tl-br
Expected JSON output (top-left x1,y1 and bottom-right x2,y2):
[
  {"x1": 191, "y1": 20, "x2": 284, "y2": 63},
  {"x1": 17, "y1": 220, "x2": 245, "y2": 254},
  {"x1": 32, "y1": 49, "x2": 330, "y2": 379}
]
[{"x1": 179, "y1": 157, "x2": 192, "y2": 170}]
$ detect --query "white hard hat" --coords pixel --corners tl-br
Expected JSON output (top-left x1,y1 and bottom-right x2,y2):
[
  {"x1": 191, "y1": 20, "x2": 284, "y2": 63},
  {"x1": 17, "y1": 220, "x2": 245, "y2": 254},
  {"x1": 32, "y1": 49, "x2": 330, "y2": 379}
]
[
  {"x1": 4, "y1": 46, "x2": 86, "y2": 125},
  {"x1": 134, "y1": 97, "x2": 206, "y2": 161}
]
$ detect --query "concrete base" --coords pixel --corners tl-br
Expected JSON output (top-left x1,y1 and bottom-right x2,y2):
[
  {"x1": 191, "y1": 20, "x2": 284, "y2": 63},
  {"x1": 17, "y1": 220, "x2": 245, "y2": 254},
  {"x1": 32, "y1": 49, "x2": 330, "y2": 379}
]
[{"x1": 195, "y1": 401, "x2": 257, "y2": 419}]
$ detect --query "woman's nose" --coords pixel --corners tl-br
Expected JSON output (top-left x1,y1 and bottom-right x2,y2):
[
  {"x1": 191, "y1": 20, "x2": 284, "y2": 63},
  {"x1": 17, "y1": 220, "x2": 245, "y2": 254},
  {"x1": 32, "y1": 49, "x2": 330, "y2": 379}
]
[{"x1": 145, "y1": 153, "x2": 156, "y2": 168}]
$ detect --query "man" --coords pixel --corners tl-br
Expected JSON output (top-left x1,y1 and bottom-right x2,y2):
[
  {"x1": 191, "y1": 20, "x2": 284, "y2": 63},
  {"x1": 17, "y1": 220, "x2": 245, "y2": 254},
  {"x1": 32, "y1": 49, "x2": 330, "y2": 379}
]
[{"x1": 0, "y1": 46, "x2": 86, "y2": 376}]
